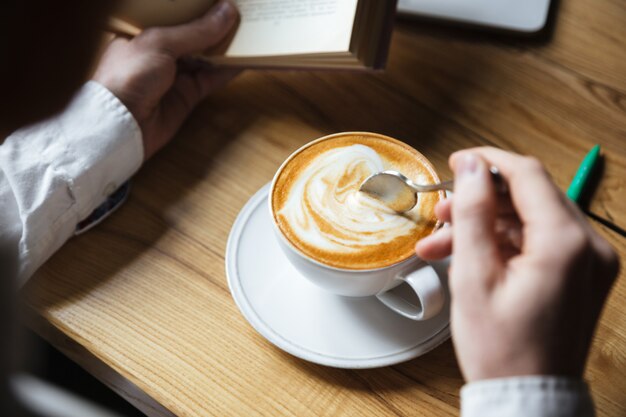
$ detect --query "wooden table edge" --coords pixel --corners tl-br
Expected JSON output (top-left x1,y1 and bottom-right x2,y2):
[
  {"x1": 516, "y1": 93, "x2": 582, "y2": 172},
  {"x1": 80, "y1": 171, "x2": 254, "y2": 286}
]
[{"x1": 21, "y1": 304, "x2": 174, "y2": 417}]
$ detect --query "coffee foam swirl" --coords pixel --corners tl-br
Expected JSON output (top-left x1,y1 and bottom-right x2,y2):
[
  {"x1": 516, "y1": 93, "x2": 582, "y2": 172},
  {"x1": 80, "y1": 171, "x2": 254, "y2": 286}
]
[
  {"x1": 278, "y1": 145, "x2": 428, "y2": 254},
  {"x1": 272, "y1": 133, "x2": 442, "y2": 270}
]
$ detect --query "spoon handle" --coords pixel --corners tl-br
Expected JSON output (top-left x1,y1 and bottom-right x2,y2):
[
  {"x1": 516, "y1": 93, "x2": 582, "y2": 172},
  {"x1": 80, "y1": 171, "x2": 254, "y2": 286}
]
[
  {"x1": 411, "y1": 167, "x2": 507, "y2": 194},
  {"x1": 410, "y1": 180, "x2": 455, "y2": 193}
]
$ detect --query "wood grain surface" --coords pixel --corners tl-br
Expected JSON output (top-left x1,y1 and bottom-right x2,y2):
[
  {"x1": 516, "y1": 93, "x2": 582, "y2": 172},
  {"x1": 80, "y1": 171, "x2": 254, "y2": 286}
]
[{"x1": 23, "y1": 1, "x2": 626, "y2": 416}]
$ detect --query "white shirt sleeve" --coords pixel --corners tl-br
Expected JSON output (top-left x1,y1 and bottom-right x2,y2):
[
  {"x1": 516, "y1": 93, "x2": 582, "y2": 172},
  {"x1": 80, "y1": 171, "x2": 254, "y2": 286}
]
[
  {"x1": 461, "y1": 376, "x2": 595, "y2": 417},
  {"x1": 0, "y1": 81, "x2": 143, "y2": 286}
]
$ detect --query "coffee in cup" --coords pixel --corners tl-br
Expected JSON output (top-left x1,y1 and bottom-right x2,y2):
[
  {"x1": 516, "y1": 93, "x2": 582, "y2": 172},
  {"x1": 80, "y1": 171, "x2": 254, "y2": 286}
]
[{"x1": 271, "y1": 132, "x2": 443, "y2": 270}]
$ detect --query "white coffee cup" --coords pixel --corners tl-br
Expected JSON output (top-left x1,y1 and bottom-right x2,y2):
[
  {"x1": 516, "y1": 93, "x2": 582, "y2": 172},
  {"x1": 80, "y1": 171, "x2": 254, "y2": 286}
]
[{"x1": 269, "y1": 133, "x2": 445, "y2": 321}]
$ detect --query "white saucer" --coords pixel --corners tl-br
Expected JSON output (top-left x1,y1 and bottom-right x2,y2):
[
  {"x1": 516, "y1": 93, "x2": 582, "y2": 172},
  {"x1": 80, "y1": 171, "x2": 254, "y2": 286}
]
[{"x1": 226, "y1": 184, "x2": 451, "y2": 369}]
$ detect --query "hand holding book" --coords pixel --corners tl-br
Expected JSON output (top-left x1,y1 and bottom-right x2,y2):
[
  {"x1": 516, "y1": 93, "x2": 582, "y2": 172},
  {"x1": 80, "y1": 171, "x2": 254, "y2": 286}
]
[
  {"x1": 111, "y1": 0, "x2": 397, "y2": 69},
  {"x1": 96, "y1": 0, "x2": 240, "y2": 160}
]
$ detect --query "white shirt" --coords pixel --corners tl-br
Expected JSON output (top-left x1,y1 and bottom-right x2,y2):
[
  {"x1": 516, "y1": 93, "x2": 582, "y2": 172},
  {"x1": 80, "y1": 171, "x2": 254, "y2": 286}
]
[
  {"x1": 0, "y1": 81, "x2": 595, "y2": 417},
  {"x1": 462, "y1": 376, "x2": 595, "y2": 417},
  {"x1": 0, "y1": 81, "x2": 143, "y2": 285}
]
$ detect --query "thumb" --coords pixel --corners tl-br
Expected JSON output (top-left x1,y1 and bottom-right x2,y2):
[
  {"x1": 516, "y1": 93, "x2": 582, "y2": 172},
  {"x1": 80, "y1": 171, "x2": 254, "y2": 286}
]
[
  {"x1": 451, "y1": 153, "x2": 500, "y2": 286},
  {"x1": 139, "y1": 0, "x2": 238, "y2": 58}
]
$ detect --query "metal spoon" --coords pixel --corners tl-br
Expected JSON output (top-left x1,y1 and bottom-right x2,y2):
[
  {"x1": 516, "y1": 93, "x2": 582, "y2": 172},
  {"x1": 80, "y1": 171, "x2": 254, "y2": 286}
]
[{"x1": 359, "y1": 167, "x2": 504, "y2": 212}]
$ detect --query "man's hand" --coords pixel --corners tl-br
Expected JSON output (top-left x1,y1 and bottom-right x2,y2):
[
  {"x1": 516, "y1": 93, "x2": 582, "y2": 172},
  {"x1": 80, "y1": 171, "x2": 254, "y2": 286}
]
[
  {"x1": 416, "y1": 148, "x2": 619, "y2": 381},
  {"x1": 93, "y1": 0, "x2": 239, "y2": 160}
]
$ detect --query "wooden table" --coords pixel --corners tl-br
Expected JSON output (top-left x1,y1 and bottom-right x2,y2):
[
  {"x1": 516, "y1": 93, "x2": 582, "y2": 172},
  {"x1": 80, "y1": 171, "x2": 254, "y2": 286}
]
[{"x1": 23, "y1": 1, "x2": 626, "y2": 416}]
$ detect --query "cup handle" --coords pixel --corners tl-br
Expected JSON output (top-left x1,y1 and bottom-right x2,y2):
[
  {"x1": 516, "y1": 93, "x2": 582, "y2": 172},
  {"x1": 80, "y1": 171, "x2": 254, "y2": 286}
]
[{"x1": 376, "y1": 264, "x2": 445, "y2": 321}]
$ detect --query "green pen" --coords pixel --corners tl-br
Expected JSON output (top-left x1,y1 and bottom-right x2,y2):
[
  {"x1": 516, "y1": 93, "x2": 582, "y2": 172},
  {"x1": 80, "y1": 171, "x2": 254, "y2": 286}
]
[{"x1": 566, "y1": 144, "x2": 601, "y2": 203}]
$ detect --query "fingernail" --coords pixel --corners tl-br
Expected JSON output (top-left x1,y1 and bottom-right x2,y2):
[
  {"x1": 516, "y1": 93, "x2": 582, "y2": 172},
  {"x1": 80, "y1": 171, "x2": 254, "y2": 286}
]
[
  {"x1": 455, "y1": 153, "x2": 479, "y2": 178},
  {"x1": 214, "y1": 0, "x2": 236, "y2": 20}
]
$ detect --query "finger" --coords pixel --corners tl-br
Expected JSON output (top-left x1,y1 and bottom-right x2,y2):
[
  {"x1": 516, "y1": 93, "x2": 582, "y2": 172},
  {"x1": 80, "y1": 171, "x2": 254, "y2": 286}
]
[
  {"x1": 417, "y1": 211, "x2": 522, "y2": 260},
  {"x1": 158, "y1": 68, "x2": 239, "y2": 139},
  {"x1": 138, "y1": 0, "x2": 238, "y2": 58},
  {"x1": 451, "y1": 153, "x2": 501, "y2": 288},
  {"x1": 451, "y1": 147, "x2": 577, "y2": 258},
  {"x1": 436, "y1": 194, "x2": 515, "y2": 225},
  {"x1": 451, "y1": 148, "x2": 566, "y2": 226},
  {"x1": 185, "y1": 63, "x2": 241, "y2": 98},
  {"x1": 440, "y1": 169, "x2": 519, "y2": 226},
  {"x1": 435, "y1": 198, "x2": 452, "y2": 223},
  {"x1": 416, "y1": 227, "x2": 453, "y2": 260}
]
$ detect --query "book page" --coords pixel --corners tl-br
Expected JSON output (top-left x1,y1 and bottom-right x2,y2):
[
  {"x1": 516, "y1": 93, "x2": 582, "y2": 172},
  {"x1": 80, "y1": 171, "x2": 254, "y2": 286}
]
[{"x1": 225, "y1": 0, "x2": 359, "y2": 57}]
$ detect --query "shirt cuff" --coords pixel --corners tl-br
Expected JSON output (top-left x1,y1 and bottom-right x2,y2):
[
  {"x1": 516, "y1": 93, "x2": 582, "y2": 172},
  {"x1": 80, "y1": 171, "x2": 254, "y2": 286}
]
[
  {"x1": 57, "y1": 81, "x2": 143, "y2": 220},
  {"x1": 461, "y1": 376, "x2": 595, "y2": 417},
  {"x1": 1, "y1": 81, "x2": 143, "y2": 283}
]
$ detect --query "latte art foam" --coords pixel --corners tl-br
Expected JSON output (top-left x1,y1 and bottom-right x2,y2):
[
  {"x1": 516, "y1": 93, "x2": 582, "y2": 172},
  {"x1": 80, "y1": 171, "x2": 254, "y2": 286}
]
[
  {"x1": 272, "y1": 133, "x2": 442, "y2": 270},
  {"x1": 279, "y1": 144, "x2": 428, "y2": 253}
]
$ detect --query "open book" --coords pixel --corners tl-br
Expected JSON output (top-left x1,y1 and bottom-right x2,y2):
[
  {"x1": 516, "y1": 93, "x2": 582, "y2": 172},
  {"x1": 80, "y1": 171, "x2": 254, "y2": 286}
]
[{"x1": 110, "y1": 0, "x2": 397, "y2": 69}]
